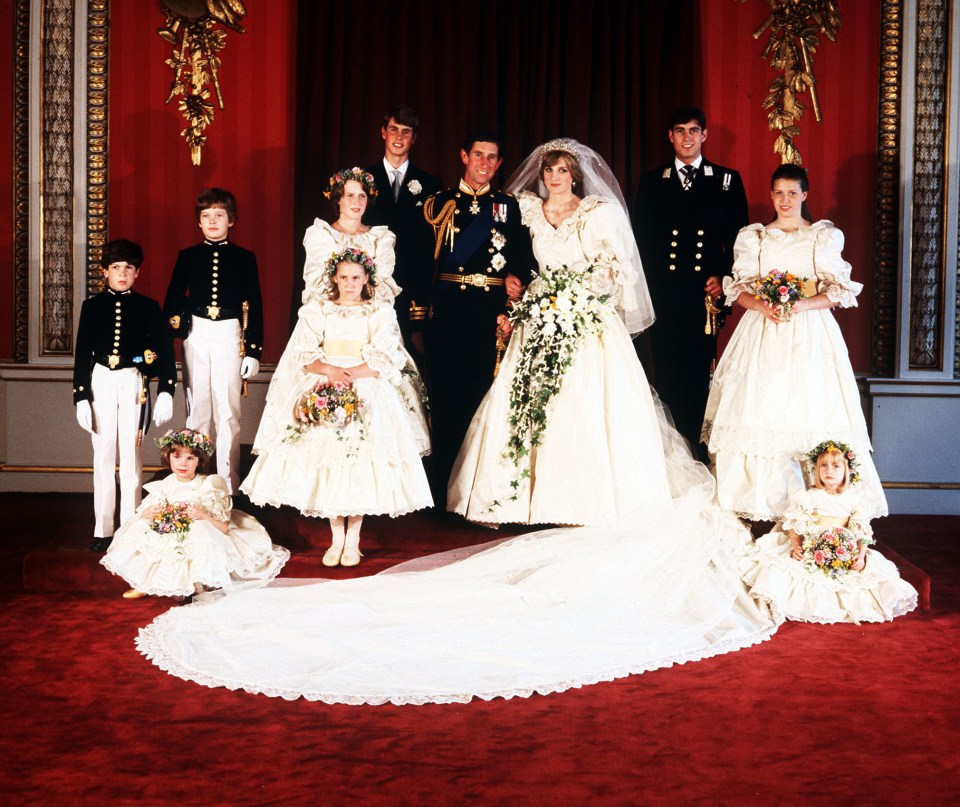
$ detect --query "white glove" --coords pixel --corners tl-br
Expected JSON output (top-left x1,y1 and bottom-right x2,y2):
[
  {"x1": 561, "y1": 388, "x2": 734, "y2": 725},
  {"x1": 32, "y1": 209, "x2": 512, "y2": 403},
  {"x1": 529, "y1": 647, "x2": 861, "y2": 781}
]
[
  {"x1": 76, "y1": 400, "x2": 94, "y2": 434},
  {"x1": 153, "y1": 392, "x2": 174, "y2": 427},
  {"x1": 240, "y1": 357, "x2": 260, "y2": 380}
]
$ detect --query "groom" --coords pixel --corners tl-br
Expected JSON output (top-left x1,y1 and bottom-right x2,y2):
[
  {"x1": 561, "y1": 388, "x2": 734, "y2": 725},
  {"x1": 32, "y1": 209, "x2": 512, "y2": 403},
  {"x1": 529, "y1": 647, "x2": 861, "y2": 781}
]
[
  {"x1": 424, "y1": 129, "x2": 535, "y2": 503},
  {"x1": 364, "y1": 105, "x2": 443, "y2": 357}
]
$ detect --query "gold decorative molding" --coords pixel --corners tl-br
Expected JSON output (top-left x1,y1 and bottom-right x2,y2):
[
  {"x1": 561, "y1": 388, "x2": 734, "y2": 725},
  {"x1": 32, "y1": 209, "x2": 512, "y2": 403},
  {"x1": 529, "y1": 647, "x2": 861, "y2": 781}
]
[
  {"x1": 159, "y1": 1, "x2": 247, "y2": 166},
  {"x1": 86, "y1": 0, "x2": 110, "y2": 295},
  {"x1": 872, "y1": 0, "x2": 903, "y2": 378},
  {"x1": 743, "y1": 0, "x2": 841, "y2": 165},
  {"x1": 14, "y1": 0, "x2": 31, "y2": 363}
]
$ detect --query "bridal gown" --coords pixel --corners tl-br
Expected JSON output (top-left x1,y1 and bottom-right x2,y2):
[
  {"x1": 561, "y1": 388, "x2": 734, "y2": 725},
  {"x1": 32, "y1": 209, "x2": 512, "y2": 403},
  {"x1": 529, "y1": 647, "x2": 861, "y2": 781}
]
[{"x1": 136, "y1": 198, "x2": 780, "y2": 706}]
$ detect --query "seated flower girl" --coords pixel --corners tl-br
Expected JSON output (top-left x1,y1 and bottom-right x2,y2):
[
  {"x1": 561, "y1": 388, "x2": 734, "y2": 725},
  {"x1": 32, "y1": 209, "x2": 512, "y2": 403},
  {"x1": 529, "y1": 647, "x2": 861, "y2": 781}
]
[
  {"x1": 102, "y1": 429, "x2": 289, "y2": 599},
  {"x1": 739, "y1": 439, "x2": 917, "y2": 624}
]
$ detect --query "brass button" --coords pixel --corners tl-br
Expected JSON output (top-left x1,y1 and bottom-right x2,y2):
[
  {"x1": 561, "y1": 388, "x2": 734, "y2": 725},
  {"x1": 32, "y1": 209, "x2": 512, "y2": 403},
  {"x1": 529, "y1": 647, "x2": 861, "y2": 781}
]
[
  {"x1": 695, "y1": 253, "x2": 702, "y2": 259},
  {"x1": 669, "y1": 265, "x2": 676, "y2": 271},
  {"x1": 672, "y1": 229, "x2": 679, "y2": 236},
  {"x1": 670, "y1": 253, "x2": 676, "y2": 259},
  {"x1": 694, "y1": 266, "x2": 701, "y2": 272},
  {"x1": 697, "y1": 230, "x2": 704, "y2": 236},
  {"x1": 670, "y1": 241, "x2": 677, "y2": 247},
  {"x1": 697, "y1": 242, "x2": 703, "y2": 248}
]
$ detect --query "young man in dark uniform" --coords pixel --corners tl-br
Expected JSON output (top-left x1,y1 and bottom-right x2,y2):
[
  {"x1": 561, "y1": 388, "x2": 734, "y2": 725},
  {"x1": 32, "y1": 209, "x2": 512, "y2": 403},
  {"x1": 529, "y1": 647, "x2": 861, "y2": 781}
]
[
  {"x1": 163, "y1": 188, "x2": 264, "y2": 493},
  {"x1": 364, "y1": 105, "x2": 443, "y2": 358},
  {"x1": 634, "y1": 106, "x2": 748, "y2": 461},
  {"x1": 74, "y1": 239, "x2": 176, "y2": 550},
  {"x1": 424, "y1": 129, "x2": 535, "y2": 502}
]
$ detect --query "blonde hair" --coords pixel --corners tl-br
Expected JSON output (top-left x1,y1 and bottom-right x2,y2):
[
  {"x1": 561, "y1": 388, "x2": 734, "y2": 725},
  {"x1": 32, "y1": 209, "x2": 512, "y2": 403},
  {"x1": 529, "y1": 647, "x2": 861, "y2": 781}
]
[{"x1": 812, "y1": 445, "x2": 850, "y2": 492}]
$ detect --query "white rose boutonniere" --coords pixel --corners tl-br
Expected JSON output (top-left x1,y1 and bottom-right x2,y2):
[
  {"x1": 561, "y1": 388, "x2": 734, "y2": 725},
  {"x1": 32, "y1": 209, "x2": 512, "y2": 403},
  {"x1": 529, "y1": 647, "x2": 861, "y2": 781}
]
[{"x1": 407, "y1": 179, "x2": 422, "y2": 196}]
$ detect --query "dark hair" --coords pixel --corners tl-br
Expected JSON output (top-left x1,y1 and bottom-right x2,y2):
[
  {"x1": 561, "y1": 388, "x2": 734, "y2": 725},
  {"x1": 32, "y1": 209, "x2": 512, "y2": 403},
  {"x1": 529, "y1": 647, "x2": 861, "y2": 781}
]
[
  {"x1": 327, "y1": 260, "x2": 374, "y2": 302},
  {"x1": 195, "y1": 188, "x2": 237, "y2": 223},
  {"x1": 461, "y1": 128, "x2": 502, "y2": 157},
  {"x1": 160, "y1": 443, "x2": 216, "y2": 475},
  {"x1": 770, "y1": 163, "x2": 813, "y2": 222},
  {"x1": 539, "y1": 150, "x2": 584, "y2": 193},
  {"x1": 668, "y1": 106, "x2": 707, "y2": 130},
  {"x1": 100, "y1": 239, "x2": 143, "y2": 268},
  {"x1": 383, "y1": 104, "x2": 420, "y2": 133}
]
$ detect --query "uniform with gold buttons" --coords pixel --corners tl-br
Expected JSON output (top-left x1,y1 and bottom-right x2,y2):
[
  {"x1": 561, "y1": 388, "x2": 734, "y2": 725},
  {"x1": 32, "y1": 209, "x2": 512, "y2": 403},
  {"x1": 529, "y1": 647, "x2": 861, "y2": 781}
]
[
  {"x1": 423, "y1": 180, "x2": 535, "y2": 494},
  {"x1": 634, "y1": 157, "x2": 748, "y2": 457}
]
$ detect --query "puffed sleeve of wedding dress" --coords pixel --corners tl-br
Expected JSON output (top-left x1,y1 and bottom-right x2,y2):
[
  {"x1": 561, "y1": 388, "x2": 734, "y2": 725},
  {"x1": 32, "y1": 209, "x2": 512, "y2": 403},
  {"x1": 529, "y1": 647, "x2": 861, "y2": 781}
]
[
  {"x1": 780, "y1": 488, "x2": 818, "y2": 536},
  {"x1": 577, "y1": 198, "x2": 637, "y2": 309},
  {"x1": 198, "y1": 475, "x2": 232, "y2": 522},
  {"x1": 361, "y1": 303, "x2": 405, "y2": 387},
  {"x1": 723, "y1": 224, "x2": 764, "y2": 306},
  {"x1": 812, "y1": 223, "x2": 862, "y2": 308},
  {"x1": 369, "y1": 227, "x2": 401, "y2": 305},
  {"x1": 302, "y1": 220, "x2": 337, "y2": 304}
]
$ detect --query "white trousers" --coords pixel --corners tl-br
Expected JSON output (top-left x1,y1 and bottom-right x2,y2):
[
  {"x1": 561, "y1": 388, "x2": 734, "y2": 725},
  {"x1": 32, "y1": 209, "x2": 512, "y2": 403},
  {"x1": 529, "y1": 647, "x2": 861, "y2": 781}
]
[
  {"x1": 90, "y1": 365, "x2": 143, "y2": 537},
  {"x1": 183, "y1": 317, "x2": 242, "y2": 492}
]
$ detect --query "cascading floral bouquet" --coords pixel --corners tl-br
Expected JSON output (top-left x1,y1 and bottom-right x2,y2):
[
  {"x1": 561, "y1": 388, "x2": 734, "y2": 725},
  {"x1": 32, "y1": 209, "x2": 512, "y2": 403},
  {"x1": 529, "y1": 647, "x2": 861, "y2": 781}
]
[
  {"x1": 151, "y1": 500, "x2": 192, "y2": 556},
  {"x1": 802, "y1": 525, "x2": 865, "y2": 579},
  {"x1": 494, "y1": 263, "x2": 611, "y2": 504},
  {"x1": 285, "y1": 381, "x2": 364, "y2": 445},
  {"x1": 754, "y1": 269, "x2": 807, "y2": 321}
]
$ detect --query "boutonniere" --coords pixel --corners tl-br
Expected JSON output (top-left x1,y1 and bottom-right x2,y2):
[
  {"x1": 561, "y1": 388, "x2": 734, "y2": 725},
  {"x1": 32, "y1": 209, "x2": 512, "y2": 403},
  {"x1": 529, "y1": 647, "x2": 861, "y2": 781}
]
[{"x1": 407, "y1": 179, "x2": 422, "y2": 196}]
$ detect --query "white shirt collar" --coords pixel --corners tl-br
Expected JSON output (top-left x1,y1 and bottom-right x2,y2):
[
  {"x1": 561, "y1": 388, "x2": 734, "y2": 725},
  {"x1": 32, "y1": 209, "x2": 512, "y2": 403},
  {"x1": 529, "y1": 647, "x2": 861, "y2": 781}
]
[
  {"x1": 383, "y1": 158, "x2": 409, "y2": 179},
  {"x1": 675, "y1": 156, "x2": 703, "y2": 175}
]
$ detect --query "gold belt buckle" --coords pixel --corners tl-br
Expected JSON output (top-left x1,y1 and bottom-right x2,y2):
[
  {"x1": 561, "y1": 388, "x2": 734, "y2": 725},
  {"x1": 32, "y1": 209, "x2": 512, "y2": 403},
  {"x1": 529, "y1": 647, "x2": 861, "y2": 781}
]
[
  {"x1": 207, "y1": 305, "x2": 220, "y2": 319},
  {"x1": 468, "y1": 274, "x2": 487, "y2": 288},
  {"x1": 108, "y1": 354, "x2": 120, "y2": 368}
]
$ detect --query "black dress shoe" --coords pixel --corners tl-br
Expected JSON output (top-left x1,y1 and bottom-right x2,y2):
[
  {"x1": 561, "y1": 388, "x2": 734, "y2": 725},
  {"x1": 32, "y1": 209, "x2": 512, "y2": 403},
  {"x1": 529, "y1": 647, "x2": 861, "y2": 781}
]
[{"x1": 90, "y1": 537, "x2": 112, "y2": 552}]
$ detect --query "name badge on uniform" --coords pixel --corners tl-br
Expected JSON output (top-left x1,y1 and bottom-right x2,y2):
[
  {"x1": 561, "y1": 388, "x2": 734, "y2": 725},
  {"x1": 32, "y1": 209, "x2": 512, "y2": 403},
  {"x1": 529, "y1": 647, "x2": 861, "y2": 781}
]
[{"x1": 492, "y1": 203, "x2": 508, "y2": 223}]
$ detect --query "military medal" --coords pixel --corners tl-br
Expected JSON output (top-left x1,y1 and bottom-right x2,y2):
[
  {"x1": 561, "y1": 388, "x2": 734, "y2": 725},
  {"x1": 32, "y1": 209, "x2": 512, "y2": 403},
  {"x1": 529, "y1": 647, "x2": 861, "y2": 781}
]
[
  {"x1": 169, "y1": 314, "x2": 181, "y2": 329},
  {"x1": 492, "y1": 203, "x2": 507, "y2": 223},
  {"x1": 207, "y1": 305, "x2": 220, "y2": 319},
  {"x1": 469, "y1": 197, "x2": 480, "y2": 215},
  {"x1": 143, "y1": 349, "x2": 157, "y2": 365},
  {"x1": 108, "y1": 354, "x2": 120, "y2": 368}
]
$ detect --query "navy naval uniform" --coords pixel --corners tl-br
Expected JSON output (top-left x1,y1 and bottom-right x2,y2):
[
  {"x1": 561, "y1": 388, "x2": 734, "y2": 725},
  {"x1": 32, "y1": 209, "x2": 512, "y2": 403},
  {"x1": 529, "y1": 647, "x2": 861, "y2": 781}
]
[
  {"x1": 364, "y1": 158, "x2": 443, "y2": 350},
  {"x1": 73, "y1": 289, "x2": 176, "y2": 537},
  {"x1": 424, "y1": 180, "x2": 535, "y2": 498},
  {"x1": 634, "y1": 158, "x2": 748, "y2": 459},
  {"x1": 163, "y1": 238, "x2": 264, "y2": 492}
]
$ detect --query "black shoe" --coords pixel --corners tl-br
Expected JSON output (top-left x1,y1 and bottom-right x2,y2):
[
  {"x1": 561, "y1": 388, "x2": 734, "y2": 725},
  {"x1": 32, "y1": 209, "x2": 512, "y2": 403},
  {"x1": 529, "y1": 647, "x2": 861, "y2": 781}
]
[{"x1": 90, "y1": 537, "x2": 112, "y2": 552}]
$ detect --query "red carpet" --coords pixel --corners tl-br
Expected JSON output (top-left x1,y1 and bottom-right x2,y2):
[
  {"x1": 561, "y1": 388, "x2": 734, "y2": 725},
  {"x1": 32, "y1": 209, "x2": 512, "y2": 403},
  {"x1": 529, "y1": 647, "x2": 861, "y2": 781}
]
[{"x1": 1, "y1": 493, "x2": 957, "y2": 805}]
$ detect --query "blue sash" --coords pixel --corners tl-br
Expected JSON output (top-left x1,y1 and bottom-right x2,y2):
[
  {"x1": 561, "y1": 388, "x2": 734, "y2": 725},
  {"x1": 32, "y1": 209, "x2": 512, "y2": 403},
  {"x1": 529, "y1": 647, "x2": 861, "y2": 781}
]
[{"x1": 445, "y1": 204, "x2": 495, "y2": 269}]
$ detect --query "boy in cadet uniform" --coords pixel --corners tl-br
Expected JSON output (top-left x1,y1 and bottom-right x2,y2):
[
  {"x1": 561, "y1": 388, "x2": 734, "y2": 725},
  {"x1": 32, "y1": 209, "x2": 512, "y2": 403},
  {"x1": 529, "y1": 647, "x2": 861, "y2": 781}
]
[
  {"x1": 74, "y1": 239, "x2": 176, "y2": 551},
  {"x1": 163, "y1": 188, "x2": 264, "y2": 493}
]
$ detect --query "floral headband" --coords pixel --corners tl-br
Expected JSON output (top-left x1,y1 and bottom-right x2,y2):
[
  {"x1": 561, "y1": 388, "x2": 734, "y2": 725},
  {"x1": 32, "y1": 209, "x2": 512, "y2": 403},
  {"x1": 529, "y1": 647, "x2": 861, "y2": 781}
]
[
  {"x1": 323, "y1": 167, "x2": 378, "y2": 200},
  {"x1": 803, "y1": 439, "x2": 861, "y2": 485},
  {"x1": 323, "y1": 247, "x2": 378, "y2": 285},
  {"x1": 157, "y1": 429, "x2": 215, "y2": 457},
  {"x1": 540, "y1": 138, "x2": 581, "y2": 161}
]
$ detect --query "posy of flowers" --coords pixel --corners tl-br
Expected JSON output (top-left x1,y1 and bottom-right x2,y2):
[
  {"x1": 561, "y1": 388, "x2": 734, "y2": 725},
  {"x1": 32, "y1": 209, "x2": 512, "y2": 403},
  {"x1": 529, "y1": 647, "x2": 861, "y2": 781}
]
[
  {"x1": 285, "y1": 381, "x2": 364, "y2": 444},
  {"x1": 802, "y1": 526, "x2": 862, "y2": 579},
  {"x1": 493, "y1": 263, "x2": 610, "y2": 505},
  {"x1": 754, "y1": 269, "x2": 806, "y2": 319},
  {"x1": 151, "y1": 500, "x2": 192, "y2": 556}
]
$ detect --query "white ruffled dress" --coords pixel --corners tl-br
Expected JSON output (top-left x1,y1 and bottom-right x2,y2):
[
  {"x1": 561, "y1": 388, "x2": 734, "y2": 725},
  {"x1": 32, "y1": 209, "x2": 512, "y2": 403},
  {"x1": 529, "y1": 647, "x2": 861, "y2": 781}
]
[
  {"x1": 448, "y1": 194, "x2": 670, "y2": 526},
  {"x1": 240, "y1": 299, "x2": 431, "y2": 518},
  {"x1": 739, "y1": 487, "x2": 917, "y2": 624},
  {"x1": 102, "y1": 474, "x2": 289, "y2": 597},
  {"x1": 702, "y1": 221, "x2": 887, "y2": 520}
]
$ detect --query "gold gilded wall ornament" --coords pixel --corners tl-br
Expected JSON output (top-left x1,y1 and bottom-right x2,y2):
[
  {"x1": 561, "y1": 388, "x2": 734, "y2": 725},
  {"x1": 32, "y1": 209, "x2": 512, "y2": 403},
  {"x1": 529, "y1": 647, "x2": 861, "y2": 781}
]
[
  {"x1": 740, "y1": 0, "x2": 841, "y2": 165},
  {"x1": 159, "y1": 1, "x2": 247, "y2": 166}
]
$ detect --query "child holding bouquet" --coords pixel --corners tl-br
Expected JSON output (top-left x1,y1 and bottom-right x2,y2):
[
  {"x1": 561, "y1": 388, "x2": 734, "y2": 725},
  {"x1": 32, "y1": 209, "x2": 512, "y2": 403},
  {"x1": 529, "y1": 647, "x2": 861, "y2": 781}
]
[
  {"x1": 240, "y1": 248, "x2": 431, "y2": 567},
  {"x1": 102, "y1": 429, "x2": 289, "y2": 599},
  {"x1": 702, "y1": 164, "x2": 887, "y2": 521},
  {"x1": 740, "y1": 440, "x2": 917, "y2": 623}
]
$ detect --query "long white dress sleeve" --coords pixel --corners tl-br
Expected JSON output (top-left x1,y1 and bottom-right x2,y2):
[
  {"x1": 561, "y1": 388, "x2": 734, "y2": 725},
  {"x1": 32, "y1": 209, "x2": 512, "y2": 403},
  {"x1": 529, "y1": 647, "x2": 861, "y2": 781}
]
[{"x1": 703, "y1": 221, "x2": 887, "y2": 520}]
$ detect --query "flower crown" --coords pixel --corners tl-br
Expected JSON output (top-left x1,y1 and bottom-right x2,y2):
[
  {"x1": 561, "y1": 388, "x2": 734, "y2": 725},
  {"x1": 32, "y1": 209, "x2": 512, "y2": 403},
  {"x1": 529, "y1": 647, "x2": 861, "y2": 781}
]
[
  {"x1": 540, "y1": 138, "x2": 581, "y2": 161},
  {"x1": 323, "y1": 167, "x2": 378, "y2": 200},
  {"x1": 323, "y1": 247, "x2": 378, "y2": 285},
  {"x1": 157, "y1": 429, "x2": 215, "y2": 457},
  {"x1": 803, "y1": 439, "x2": 861, "y2": 485}
]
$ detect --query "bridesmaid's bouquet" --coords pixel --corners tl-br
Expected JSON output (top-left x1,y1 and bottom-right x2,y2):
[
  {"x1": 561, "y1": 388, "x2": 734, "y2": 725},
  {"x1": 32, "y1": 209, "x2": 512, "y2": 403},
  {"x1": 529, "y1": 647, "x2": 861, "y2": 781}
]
[
  {"x1": 151, "y1": 500, "x2": 192, "y2": 556},
  {"x1": 285, "y1": 381, "x2": 364, "y2": 444},
  {"x1": 754, "y1": 270, "x2": 806, "y2": 320},
  {"x1": 802, "y1": 526, "x2": 860, "y2": 578}
]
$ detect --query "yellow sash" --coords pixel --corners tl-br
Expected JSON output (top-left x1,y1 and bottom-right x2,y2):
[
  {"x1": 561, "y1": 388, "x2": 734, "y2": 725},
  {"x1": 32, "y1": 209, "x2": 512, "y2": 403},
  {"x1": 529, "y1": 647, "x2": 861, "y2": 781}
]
[
  {"x1": 812, "y1": 514, "x2": 848, "y2": 530},
  {"x1": 322, "y1": 339, "x2": 363, "y2": 359},
  {"x1": 801, "y1": 277, "x2": 819, "y2": 297}
]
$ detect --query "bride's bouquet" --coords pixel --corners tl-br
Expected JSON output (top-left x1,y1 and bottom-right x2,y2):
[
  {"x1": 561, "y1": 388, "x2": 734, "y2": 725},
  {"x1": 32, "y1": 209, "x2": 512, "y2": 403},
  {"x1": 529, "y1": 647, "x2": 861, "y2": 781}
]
[
  {"x1": 285, "y1": 381, "x2": 364, "y2": 444},
  {"x1": 151, "y1": 500, "x2": 192, "y2": 556},
  {"x1": 754, "y1": 269, "x2": 806, "y2": 320},
  {"x1": 802, "y1": 526, "x2": 860, "y2": 579},
  {"x1": 498, "y1": 264, "x2": 611, "y2": 500}
]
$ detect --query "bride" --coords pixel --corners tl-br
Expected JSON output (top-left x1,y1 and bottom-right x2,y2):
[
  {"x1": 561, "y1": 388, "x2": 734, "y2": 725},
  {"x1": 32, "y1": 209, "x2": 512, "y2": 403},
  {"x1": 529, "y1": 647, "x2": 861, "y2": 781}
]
[
  {"x1": 136, "y1": 141, "x2": 779, "y2": 706},
  {"x1": 449, "y1": 139, "x2": 668, "y2": 525}
]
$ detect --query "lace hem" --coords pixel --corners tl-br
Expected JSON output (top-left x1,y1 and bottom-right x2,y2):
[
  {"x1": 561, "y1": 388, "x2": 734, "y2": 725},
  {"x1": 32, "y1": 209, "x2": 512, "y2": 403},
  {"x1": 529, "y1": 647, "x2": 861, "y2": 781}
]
[
  {"x1": 241, "y1": 493, "x2": 431, "y2": 520},
  {"x1": 703, "y1": 421, "x2": 871, "y2": 457},
  {"x1": 136, "y1": 616, "x2": 778, "y2": 706},
  {"x1": 751, "y1": 592, "x2": 917, "y2": 625}
]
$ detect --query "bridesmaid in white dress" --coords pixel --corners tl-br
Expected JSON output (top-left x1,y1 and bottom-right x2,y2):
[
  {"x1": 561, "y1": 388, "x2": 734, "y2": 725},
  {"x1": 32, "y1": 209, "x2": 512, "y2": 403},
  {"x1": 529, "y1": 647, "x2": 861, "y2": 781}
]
[
  {"x1": 448, "y1": 139, "x2": 667, "y2": 526},
  {"x1": 702, "y1": 164, "x2": 887, "y2": 521}
]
